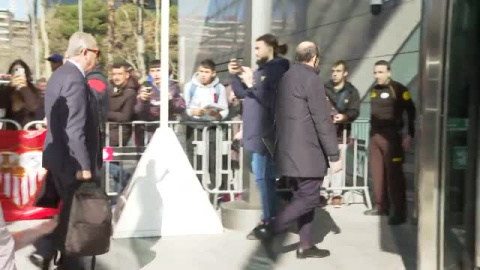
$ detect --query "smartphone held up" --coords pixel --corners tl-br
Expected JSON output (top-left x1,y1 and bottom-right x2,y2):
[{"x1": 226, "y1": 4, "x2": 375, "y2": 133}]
[
  {"x1": 143, "y1": 81, "x2": 152, "y2": 93},
  {"x1": 229, "y1": 58, "x2": 244, "y2": 74}
]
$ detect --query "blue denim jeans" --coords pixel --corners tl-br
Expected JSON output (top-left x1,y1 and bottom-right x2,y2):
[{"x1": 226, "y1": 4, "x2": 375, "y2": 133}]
[
  {"x1": 109, "y1": 163, "x2": 132, "y2": 193},
  {"x1": 251, "y1": 152, "x2": 277, "y2": 222}
]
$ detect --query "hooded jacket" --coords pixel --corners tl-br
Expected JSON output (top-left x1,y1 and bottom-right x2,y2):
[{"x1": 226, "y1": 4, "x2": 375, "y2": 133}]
[
  {"x1": 230, "y1": 57, "x2": 290, "y2": 154},
  {"x1": 184, "y1": 73, "x2": 229, "y2": 121}
]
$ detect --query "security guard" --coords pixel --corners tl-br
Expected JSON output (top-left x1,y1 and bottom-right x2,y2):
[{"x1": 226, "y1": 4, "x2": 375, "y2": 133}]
[{"x1": 364, "y1": 60, "x2": 416, "y2": 226}]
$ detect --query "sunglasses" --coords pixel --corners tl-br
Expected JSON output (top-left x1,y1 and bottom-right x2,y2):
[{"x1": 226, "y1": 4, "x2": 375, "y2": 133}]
[{"x1": 86, "y1": 48, "x2": 101, "y2": 58}]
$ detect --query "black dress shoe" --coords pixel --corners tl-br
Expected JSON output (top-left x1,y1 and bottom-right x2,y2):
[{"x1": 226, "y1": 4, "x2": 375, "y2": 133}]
[
  {"x1": 388, "y1": 216, "x2": 407, "y2": 226},
  {"x1": 318, "y1": 196, "x2": 328, "y2": 208},
  {"x1": 29, "y1": 253, "x2": 51, "y2": 270},
  {"x1": 253, "y1": 224, "x2": 274, "y2": 241},
  {"x1": 364, "y1": 209, "x2": 389, "y2": 216},
  {"x1": 246, "y1": 229, "x2": 259, "y2": 240},
  {"x1": 296, "y1": 246, "x2": 330, "y2": 259}
]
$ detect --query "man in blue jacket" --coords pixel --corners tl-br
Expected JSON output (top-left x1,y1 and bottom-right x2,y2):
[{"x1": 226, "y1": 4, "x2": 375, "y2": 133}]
[{"x1": 229, "y1": 34, "x2": 289, "y2": 239}]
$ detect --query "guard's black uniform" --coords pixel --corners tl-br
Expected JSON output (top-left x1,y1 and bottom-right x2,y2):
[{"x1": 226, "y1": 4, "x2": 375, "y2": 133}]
[{"x1": 369, "y1": 80, "x2": 415, "y2": 221}]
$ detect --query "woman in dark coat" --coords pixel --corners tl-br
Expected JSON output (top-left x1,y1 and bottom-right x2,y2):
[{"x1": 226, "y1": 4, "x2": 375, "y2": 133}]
[{"x1": 0, "y1": 60, "x2": 41, "y2": 128}]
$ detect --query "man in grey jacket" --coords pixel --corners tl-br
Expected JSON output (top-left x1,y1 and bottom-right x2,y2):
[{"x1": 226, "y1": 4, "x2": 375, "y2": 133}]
[
  {"x1": 32, "y1": 32, "x2": 102, "y2": 270},
  {"x1": 255, "y1": 41, "x2": 342, "y2": 259}
]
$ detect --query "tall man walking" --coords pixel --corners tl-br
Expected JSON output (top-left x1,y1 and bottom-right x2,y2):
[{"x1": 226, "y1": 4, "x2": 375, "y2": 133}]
[
  {"x1": 228, "y1": 34, "x2": 289, "y2": 239},
  {"x1": 33, "y1": 32, "x2": 102, "y2": 270},
  {"x1": 255, "y1": 42, "x2": 342, "y2": 259}
]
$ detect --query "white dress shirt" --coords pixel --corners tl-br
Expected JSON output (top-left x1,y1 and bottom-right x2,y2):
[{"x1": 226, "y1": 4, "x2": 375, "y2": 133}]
[{"x1": 67, "y1": 59, "x2": 86, "y2": 78}]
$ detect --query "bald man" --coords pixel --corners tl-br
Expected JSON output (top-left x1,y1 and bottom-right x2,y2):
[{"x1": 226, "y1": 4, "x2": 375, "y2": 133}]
[{"x1": 254, "y1": 42, "x2": 342, "y2": 259}]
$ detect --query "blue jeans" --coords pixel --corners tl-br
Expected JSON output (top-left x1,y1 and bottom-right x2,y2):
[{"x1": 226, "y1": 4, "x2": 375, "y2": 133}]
[
  {"x1": 251, "y1": 152, "x2": 277, "y2": 222},
  {"x1": 109, "y1": 163, "x2": 132, "y2": 193}
]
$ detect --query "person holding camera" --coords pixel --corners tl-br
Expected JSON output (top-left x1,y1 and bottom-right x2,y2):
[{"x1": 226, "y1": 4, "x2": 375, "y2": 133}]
[
  {"x1": 133, "y1": 60, "x2": 186, "y2": 146},
  {"x1": 229, "y1": 34, "x2": 289, "y2": 240},
  {"x1": 0, "y1": 60, "x2": 42, "y2": 128}
]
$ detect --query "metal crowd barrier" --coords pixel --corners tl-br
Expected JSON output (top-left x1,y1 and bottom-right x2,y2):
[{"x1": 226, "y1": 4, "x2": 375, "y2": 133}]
[
  {"x1": 351, "y1": 119, "x2": 370, "y2": 147},
  {"x1": 1, "y1": 118, "x2": 372, "y2": 208},
  {"x1": 0, "y1": 119, "x2": 22, "y2": 130},
  {"x1": 23, "y1": 121, "x2": 47, "y2": 130},
  {"x1": 104, "y1": 120, "x2": 244, "y2": 208},
  {"x1": 319, "y1": 119, "x2": 372, "y2": 208},
  {"x1": 346, "y1": 119, "x2": 372, "y2": 208}
]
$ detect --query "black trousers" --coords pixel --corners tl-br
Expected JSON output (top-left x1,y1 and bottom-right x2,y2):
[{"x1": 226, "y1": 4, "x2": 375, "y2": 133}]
[
  {"x1": 33, "y1": 172, "x2": 89, "y2": 270},
  {"x1": 273, "y1": 177, "x2": 322, "y2": 247}
]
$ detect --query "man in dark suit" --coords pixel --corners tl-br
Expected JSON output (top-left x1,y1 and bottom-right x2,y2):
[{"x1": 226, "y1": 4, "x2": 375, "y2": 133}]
[
  {"x1": 255, "y1": 42, "x2": 342, "y2": 259},
  {"x1": 32, "y1": 32, "x2": 102, "y2": 270}
]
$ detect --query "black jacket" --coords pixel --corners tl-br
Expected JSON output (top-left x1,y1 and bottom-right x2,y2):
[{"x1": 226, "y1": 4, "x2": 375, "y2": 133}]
[
  {"x1": 107, "y1": 80, "x2": 137, "y2": 147},
  {"x1": 231, "y1": 57, "x2": 290, "y2": 154},
  {"x1": 39, "y1": 62, "x2": 101, "y2": 202},
  {"x1": 324, "y1": 81, "x2": 360, "y2": 139},
  {"x1": 275, "y1": 62, "x2": 339, "y2": 178},
  {"x1": 370, "y1": 80, "x2": 416, "y2": 137}
]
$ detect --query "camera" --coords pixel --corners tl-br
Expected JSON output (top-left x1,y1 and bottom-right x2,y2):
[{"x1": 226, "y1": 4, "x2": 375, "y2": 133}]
[{"x1": 370, "y1": 0, "x2": 383, "y2": 15}]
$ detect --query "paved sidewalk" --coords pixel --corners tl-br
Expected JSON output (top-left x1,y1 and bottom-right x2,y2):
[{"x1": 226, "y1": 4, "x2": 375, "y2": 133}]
[{"x1": 10, "y1": 204, "x2": 416, "y2": 270}]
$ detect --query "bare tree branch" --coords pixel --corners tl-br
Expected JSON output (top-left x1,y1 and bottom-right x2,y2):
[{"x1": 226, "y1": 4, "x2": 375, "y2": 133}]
[
  {"x1": 119, "y1": 7, "x2": 138, "y2": 39},
  {"x1": 120, "y1": 55, "x2": 137, "y2": 70}
]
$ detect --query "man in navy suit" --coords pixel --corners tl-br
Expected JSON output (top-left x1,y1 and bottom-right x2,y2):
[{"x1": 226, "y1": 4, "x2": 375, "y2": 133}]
[{"x1": 33, "y1": 32, "x2": 102, "y2": 270}]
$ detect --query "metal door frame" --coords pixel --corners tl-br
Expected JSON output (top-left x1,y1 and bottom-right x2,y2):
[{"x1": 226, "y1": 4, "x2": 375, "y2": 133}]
[
  {"x1": 417, "y1": 0, "x2": 450, "y2": 269},
  {"x1": 418, "y1": 0, "x2": 480, "y2": 269}
]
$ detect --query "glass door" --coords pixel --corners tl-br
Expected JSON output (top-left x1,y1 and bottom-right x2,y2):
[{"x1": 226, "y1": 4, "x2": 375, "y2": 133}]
[{"x1": 442, "y1": 0, "x2": 479, "y2": 269}]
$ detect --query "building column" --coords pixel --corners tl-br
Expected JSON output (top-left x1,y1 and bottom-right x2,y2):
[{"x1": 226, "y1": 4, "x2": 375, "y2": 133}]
[{"x1": 221, "y1": 0, "x2": 273, "y2": 232}]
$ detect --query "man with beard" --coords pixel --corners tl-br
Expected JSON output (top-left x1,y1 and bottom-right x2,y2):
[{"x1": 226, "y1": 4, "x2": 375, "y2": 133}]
[{"x1": 228, "y1": 34, "x2": 289, "y2": 240}]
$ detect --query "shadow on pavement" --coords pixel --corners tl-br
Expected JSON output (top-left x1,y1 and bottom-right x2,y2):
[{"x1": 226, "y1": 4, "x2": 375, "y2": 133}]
[
  {"x1": 243, "y1": 208, "x2": 341, "y2": 270},
  {"x1": 380, "y1": 217, "x2": 417, "y2": 270},
  {"x1": 111, "y1": 160, "x2": 164, "y2": 268},
  {"x1": 280, "y1": 208, "x2": 341, "y2": 254}
]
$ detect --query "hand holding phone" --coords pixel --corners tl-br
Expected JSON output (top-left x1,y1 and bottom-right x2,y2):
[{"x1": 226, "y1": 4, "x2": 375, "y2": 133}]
[
  {"x1": 228, "y1": 58, "x2": 244, "y2": 75},
  {"x1": 143, "y1": 81, "x2": 152, "y2": 93},
  {"x1": 11, "y1": 75, "x2": 27, "y2": 89},
  {"x1": 14, "y1": 67, "x2": 25, "y2": 78}
]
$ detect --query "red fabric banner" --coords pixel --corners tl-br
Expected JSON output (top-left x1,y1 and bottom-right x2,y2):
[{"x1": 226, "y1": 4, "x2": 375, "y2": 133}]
[{"x1": 0, "y1": 129, "x2": 59, "y2": 221}]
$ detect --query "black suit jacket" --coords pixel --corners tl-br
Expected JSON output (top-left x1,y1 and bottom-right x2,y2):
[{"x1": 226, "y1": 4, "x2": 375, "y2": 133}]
[{"x1": 36, "y1": 61, "x2": 101, "y2": 206}]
